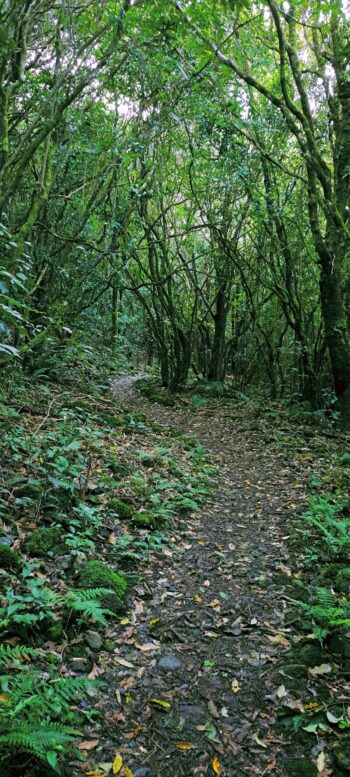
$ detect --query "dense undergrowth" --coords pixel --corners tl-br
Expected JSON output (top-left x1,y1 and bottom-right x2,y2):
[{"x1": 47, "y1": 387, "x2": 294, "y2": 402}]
[
  {"x1": 0, "y1": 368, "x2": 213, "y2": 776},
  {"x1": 1, "y1": 363, "x2": 350, "y2": 774}
]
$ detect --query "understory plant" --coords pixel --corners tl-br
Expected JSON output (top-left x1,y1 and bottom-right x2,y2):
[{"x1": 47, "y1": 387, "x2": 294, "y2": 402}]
[{"x1": 298, "y1": 461, "x2": 350, "y2": 638}]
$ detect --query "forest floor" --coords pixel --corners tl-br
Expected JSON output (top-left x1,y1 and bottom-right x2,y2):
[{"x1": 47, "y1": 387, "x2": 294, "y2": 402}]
[
  {"x1": 90, "y1": 376, "x2": 348, "y2": 777},
  {"x1": 2, "y1": 374, "x2": 349, "y2": 777}
]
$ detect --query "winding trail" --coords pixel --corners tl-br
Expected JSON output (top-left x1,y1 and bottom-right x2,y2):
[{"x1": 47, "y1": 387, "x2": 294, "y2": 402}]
[{"x1": 101, "y1": 377, "x2": 329, "y2": 777}]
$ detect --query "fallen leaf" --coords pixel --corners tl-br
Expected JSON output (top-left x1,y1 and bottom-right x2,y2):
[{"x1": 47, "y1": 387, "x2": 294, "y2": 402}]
[
  {"x1": 317, "y1": 752, "x2": 326, "y2": 772},
  {"x1": 194, "y1": 594, "x2": 203, "y2": 603},
  {"x1": 149, "y1": 698, "x2": 171, "y2": 709},
  {"x1": 284, "y1": 699, "x2": 305, "y2": 713},
  {"x1": 124, "y1": 724, "x2": 141, "y2": 740},
  {"x1": 212, "y1": 756, "x2": 221, "y2": 774},
  {"x1": 88, "y1": 663, "x2": 103, "y2": 679},
  {"x1": 113, "y1": 753, "x2": 123, "y2": 774},
  {"x1": 231, "y1": 679, "x2": 240, "y2": 693},
  {"x1": 77, "y1": 739, "x2": 99, "y2": 751},
  {"x1": 276, "y1": 684, "x2": 288, "y2": 699},
  {"x1": 267, "y1": 634, "x2": 290, "y2": 647},
  {"x1": 114, "y1": 657, "x2": 135, "y2": 669},
  {"x1": 308, "y1": 664, "x2": 332, "y2": 676},
  {"x1": 86, "y1": 771, "x2": 104, "y2": 777},
  {"x1": 123, "y1": 769, "x2": 134, "y2": 777},
  {"x1": 176, "y1": 742, "x2": 194, "y2": 750},
  {"x1": 149, "y1": 618, "x2": 160, "y2": 626},
  {"x1": 252, "y1": 733, "x2": 268, "y2": 748},
  {"x1": 208, "y1": 699, "x2": 220, "y2": 719},
  {"x1": 135, "y1": 642, "x2": 159, "y2": 651},
  {"x1": 120, "y1": 618, "x2": 130, "y2": 625},
  {"x1": 326, "y1": 710, "x2": 342, "y2": 723}
]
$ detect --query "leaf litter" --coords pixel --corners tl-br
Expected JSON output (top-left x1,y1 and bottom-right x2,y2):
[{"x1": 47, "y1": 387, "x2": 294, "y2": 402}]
[{"x1": 68, "y1": 377, "x2": 350, "y2": 776}]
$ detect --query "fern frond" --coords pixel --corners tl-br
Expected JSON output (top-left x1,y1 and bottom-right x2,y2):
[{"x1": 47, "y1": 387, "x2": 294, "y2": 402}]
[
  {"x1": 0, "y1": 721, "x2": 79, "y2": 757},
  {"x1": 65, "y1": 588, "x2": 115, "y2": 624},
  {"x1": 0, "y1": 644, "x2": 39, "y2": 667}
]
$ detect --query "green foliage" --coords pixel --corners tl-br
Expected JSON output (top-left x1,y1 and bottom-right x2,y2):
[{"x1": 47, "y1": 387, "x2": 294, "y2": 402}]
[
  {"x1": 0, "y1": 669, "x2": 92, "y2": 773},
  {"x1": 303, "y1": 496, "x2": 350, "y2": 556},
  {"x1": 25, "y1": 527, "x2": 67, "y2": 557},
  {"x1": 298, "y1": 457, "x2": 350, "y2": 640},
  {"x1": 77, "y1": 560, "x2": 127, "y2": 614},
  {"x1": 112, "y1": 532, "x2": 168, "y2": 564},
  {"x1": 300, "y1": 587, "x2": 350, "y2": 638},
  {"x1": 0, "y1": 546, "x2": 22, "y2": 571},
  {"x1": 131, "y1": 511, "x2": 157, "y2": 528},
  {"x1": 108, "y1": 498, "x2": 134, "y2": 520},
  {"x1": 65, "y1": 588, "x2": 117, "y2": 626}
]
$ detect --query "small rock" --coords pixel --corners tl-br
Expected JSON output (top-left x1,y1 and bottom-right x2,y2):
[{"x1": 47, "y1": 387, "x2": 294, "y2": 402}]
[
  {"x1": 134, "y1": 770, "x2": 151, "y2": 777},
  {"x1": 158, "y1": 655, "x2": 182, "y2": 672},
  {"x1": 57, "y1": 555, "x2": 71, "y2": 570},
  {"x1": 179, "y1": 703, "x2": 206, "y2": 722},
  {"x1": 85, "y1": 631, "x2": 102, "y2": 652},
  {"x1": 69, "y1": 658, "x2": 89, "y2": 672}
]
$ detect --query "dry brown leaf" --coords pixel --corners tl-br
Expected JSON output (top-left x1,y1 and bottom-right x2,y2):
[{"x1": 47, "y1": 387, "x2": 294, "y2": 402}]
[
  {"x1": 208, "y1": 699, "x2": 220, "y2": 719},
  {"x1": 284, "y1": 699, "x2": 305, "y2": 713},
  {"x1": 134, "y1": 642, "x2": 159, "y2": 651},
  {"x1": 267, "y1": 634, "x2": 290, "y2": 647},
  {"x1": 77, "y1": 739, "x2": 99, "y2": 751},
  {"x1": 88, "y1": 663, "x2": 103, "y2": 679},
  {"x1": 114, "y1": 657, "x2": 135, "y2": 669}
]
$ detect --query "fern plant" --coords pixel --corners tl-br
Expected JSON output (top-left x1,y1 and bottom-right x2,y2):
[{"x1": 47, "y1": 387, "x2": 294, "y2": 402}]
[
  {"x1": 303, "y1": 495, "x2": 350, "y2": 555},
  {"x1": 0, "y1": 670, "x2": 92, "y2": 773},
  {"x1": 0, "y1": 569, "x2": 119, "y2": 634},
  {"x1": 0, "y1": 644, "x2": 39, "y2": 668},
  {"x1": 65, "y1": 587, "x2": 115, "y2": 625},
  {"x1": 300, "y1": 586, "x2": 350, "y2": 637}
]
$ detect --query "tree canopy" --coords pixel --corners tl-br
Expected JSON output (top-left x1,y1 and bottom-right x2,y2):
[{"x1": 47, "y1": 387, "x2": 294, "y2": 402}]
[{"x1": 1, "y1": 0, "x2": 350, "y2": 417}]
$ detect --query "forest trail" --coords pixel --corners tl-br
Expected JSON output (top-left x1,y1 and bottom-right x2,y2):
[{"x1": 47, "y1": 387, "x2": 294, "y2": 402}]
[{"x1": 104, "y1": 377, "x2": 319, "y2": 777}]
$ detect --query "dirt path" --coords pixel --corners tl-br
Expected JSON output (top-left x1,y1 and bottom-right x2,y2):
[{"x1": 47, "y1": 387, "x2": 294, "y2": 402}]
[{"x1": 101, "y1": 378, "x2": 329, "y2": 777}]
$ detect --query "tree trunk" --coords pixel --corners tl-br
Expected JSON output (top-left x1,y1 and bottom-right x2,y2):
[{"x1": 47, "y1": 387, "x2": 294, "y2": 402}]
[
  {"x1": 319, "y1": 255, "x2": 350, "y2": 425},
  {"x1": 207, "y1": 288, "x2": 227, "y2": 382}
]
